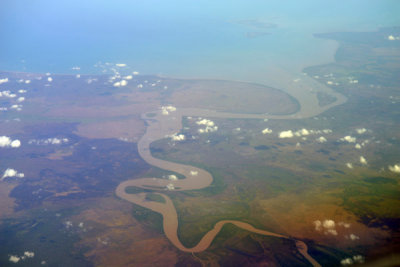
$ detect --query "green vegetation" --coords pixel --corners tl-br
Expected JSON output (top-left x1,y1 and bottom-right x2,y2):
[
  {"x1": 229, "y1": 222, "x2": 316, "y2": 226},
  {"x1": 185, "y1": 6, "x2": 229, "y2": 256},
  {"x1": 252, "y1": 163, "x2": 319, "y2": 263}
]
[
  {"x1": 145, "y1": 193, "x2": 166, "y2": 203},
  {"x1": 131, "y1": 204, "x2": 163, "y2": 234}
]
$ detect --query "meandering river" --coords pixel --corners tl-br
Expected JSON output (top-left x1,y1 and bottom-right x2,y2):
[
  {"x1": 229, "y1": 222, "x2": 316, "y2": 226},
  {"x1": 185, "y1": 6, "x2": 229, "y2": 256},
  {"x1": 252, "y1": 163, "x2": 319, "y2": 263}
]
[{"x1": 115, "y1": 77, "x2": 346, "y2": 266}]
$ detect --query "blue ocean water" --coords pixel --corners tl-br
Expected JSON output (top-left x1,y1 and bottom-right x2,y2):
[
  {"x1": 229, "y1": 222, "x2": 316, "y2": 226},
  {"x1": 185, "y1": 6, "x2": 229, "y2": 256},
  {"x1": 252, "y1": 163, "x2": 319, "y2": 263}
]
[{"x1": 1, "y1": 0, "x2": 399, "y2": 80}]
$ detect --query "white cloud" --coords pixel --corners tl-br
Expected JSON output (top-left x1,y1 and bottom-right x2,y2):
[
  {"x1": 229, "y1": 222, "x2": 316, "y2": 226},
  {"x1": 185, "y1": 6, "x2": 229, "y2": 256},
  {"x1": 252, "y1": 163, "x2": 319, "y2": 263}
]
[
  {"x1": 47, "y1": 77, "x2": 53, "y2": 82},
  {"x1": 322, "y1": 219, "x2": 335, "y2": 229},
  {"x1": 388, "y1": 35, "x2": 400, "y2": 41},
  {"x1": 349, "y1": 234, "x2": 359, "y2": 240},
  {"x1": 190, "y1": 170, "x2": 198, "y2": 176},
  {"x1": 120, "y1": 80, "x2": 128, "y2": 86},
  {"x1": 340, "y1": 136, "x2": 356, "y2": 143},
  {"x1": 356, "y1": 128, "x2": 367, "y2": 134},
  {"x1": 171, "y1": 134, "x2": 185, "y2": 141},
  {"x1": 355, "y1": 144, "x2": 361, "y2": 149},
  {"x1": 168, "y1": 175, "x2": 178, "y2": 181},
  {"x1": 314, "y1": 219, "x2": 338, "y2": 235},
  {"x1": 166, "y1": 183, "x2": 175, "y2": 190},
  {"x1": 24, "y1": 251, "x2": 34, "y2": 258},
  {"x1": 0, "y1": 78, "x2": 9, "y2": 84},
  {"x1": 25, "y1": 80, "x2": 31, "y2": 84},
  {"x1": 197, "y1": 118, "x2": 218, "y2": 133},
  {"x1": 0, "y1": 136, "x2": 21, "y2": 148},
  {"x1": 18, "y1": 89, "x2": 27, "y2": 93},
  {"x1": 262, "y1": 128, "x2": 272, "y2": 134},
  {"x1": 338, "y1": 222, "x2": 351, "y2": 228},
  {"x1": 346, "y1": 163, "x2": 353, "y2": 169},
  {"x1": 300, "y1": 128, "x2": 310, "y2": 136},
  {"x1": 124, "y1": 75, "x2": 133, "y2": 80},
  {"x1": 360, "y1": 156, "x2": 368, "y2": 165},
  {"x1": 28, "y1": 138, "x2": 68, "y2": 145},
  {"x1": 137, "y1": 84, "x2": 143, "y2": 88},
  {"x1": 316, "y1": 136, "x2": 327, "y2": 143},
  {"x1": 9, "y1": 255, "x2": 20, "y2": 263},
  {"x1": 161, "y1": 105, "x2": 177, "y2": 115},
  {"x1": 0, "y1": 90, "x2": 17, "y2": 98},
  {"x1": 341, "y1": 258, "x2": 353, "y2": 265},
  {"x1": 116, "y1": 63, "x2": 127, "y2": 67},
  {"x1": 388, "y1": 164, "x2": 400, "y2": 173},
  {"x1": 17, "y1": 97, "x2": 25, "y2": 103},
  {"x1": 113, "y1": 81, "x2": 121, "y2": 87},
  {"x1": 11, "y1": 140, "x2": 21, "y2": 147},
  {"x1": 341, "y1": 255, "x2": 364, "y2": 266},
  {"x1": 279, "y1": 130, "x2": 294, "y2": 138},
  {"x1": 196, "y1": 119, "x2": 214, "y2": 127},
  {"x1": 1, "y1": 168, "x2": 25, "y2": 180},
  {"x1": 313, "y1": 220, "x2": 322, "y2": 231},
  {"x1": 76, "y1": 74, "x2": 81, "y2": 79},
  {"x1": 72, "y1": 66, "x2": 81, "y2": 70},
  {"x1": 133, "y1": 71, "x2": 139, "y2": 75}
]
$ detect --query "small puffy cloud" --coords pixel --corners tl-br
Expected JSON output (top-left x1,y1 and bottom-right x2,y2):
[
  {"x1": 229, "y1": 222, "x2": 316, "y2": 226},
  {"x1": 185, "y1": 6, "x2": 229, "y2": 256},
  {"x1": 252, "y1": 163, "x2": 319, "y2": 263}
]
[
  {"x1": 356, "y1": 128, "x2": 367, "y2": 134},
  {"x1": 132, "y1": 71, "x2": 139, "y2": 75},
  {"x1": 168, "y1": 175, "x2": 178, "y2": 181},
  {"x1": 314, "y1": 219, "x2": 338, "y2": 235},
  {"x1": 341, "y1": 258, "x2": 353, "y2": 265},
  {"x1": 116, "y1": 63, "x2": 127, "y2": 67},
  {"x1": 316, "y1": 136, "x2": 327, "y2": 143},
  {"x1": 120, "y1": 80, "x2": 128, "y2": 86},
  {"x1": 190, "y1": 170, "x2": 198, "y2": 176},
  {"x1": 10, "y1": 104, "x2": 23, "y2": 111},
  {"x1": 0, "y1": 90, "x2": 16, "y2": 98},
  {"x1": 76, "y1": 74, "x2": 81, "y2": 78},
  {"x1": 388, "y1": 35, "x2": 400, "y2": 41},
  {"x1": 338, "y1": 222, "x2": 351, "y2": 228},
  {"x1": 28, "y1": 138, "x2": 68, "y2": 145},
  {"x1": 113, "y1": 81, "x2": 121, "y2": 87},
  {"x1": 196, "y1": 119, "x2": 214, "y2": 127},
  {"x1": 0, "y1": 136, "x2": 21, "y2": 148},
  {"x1": 262, "y1": 128, "x2": 272, "y2": 134},
  {"x1": 360, "y1": 156, "x2": 368, "y2": 165},
  {"x1": 340, "y1": 136, "x2": 356, "y2": 143},
  {"x1": 11, "y1": 140, "x2": 21, "y2": 147},
  {"x1": 0, "y1": 78, "x2": 9, "y2": 84},
  {"x1": 346, "y1": 163, "x2": 353, "y2": 169},
  {"x1": 71, "y1": 66, "x2": 81, "y2": 70},
  {"x1": 355, "y1": 144, "x2": 361, "y2": 149},
  {"x1": 9, "y1": 255, "x2": 21, "y2": 263},
  {"x1": 171, "y1": 134, "x2": 185, "y2": 141},
  {"x1": 166, "y1": 183, "x2": 175, "y2": 190},
  {"x1": 341, "y1": 255, "x2": 364, "y2": 265},
  {"x1": 2, "y1": 168, "x2": 25, "y2": 180},
  {"x1": 322, "y1": 219, "x2": 335, "y2": 229},
  {"x1": 47, "y1": 77, "x2": 53, "y2": 82},
  {"x1": 349, "y1": 234, "x2": 359, "y2": 240},
  {"x1": 137, "y1": 84, "x2": 143, "y2": 88},
  {"x1": 24, "y1": 251, "x2": 34, "y2": 258},
  {"x1": 313, "y1": 220, "x2": 322, "y2": 231},
  {"x1": 124, "y1": 75, "x2": 133, "y2": 80},
  {"x1": 161, "y1": 105, "x2": 177, "y2": 115},
  {"x1": 17, "y1": 97, "x2": 25, "y2": 103},
  {"x1": 279, "y1": 130, "x2": 294, "y2": 138},
  {"x1": 18, "y1": 89, "x2": 27, "y2": 93},
  {"x1": 388, "y1": 164, "x2": 400, "y2": 173},
  {"x1": 197, "y1": 119, "x2": 218, "y2": 133},
  {"x1": 299, "y1": 128, "x2": 310, "y2": 136}
]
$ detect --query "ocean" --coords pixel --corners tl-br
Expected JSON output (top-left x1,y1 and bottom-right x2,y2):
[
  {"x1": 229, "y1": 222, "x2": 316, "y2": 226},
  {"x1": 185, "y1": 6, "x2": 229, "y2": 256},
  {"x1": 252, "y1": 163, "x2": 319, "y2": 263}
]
[{"x1": 1, "y1": 0, "x2": 399, "y2": 84}]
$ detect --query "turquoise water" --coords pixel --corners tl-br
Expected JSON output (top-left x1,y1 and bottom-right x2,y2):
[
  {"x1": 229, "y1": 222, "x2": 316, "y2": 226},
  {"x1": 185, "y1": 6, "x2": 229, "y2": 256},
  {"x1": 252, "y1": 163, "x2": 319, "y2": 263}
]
[{"x1": 1, "y1": 0, "x2": 399, "y2": 81}]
